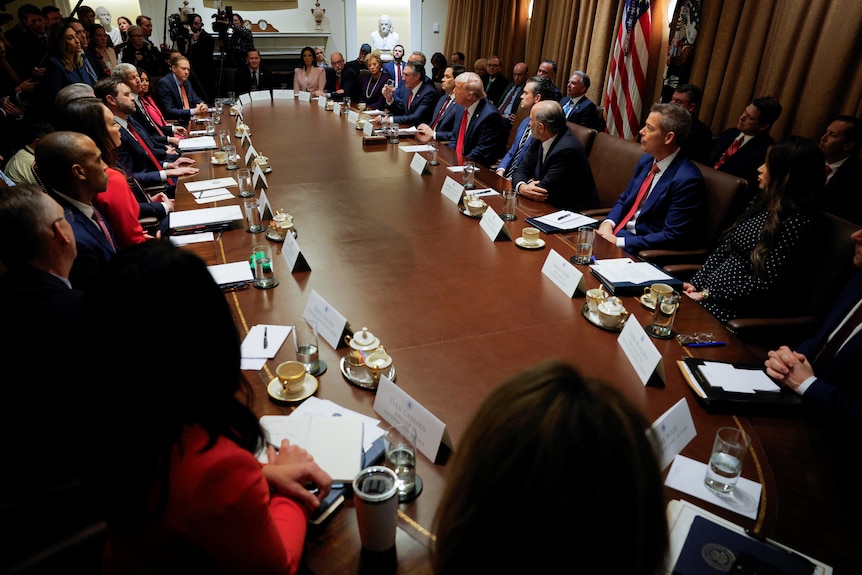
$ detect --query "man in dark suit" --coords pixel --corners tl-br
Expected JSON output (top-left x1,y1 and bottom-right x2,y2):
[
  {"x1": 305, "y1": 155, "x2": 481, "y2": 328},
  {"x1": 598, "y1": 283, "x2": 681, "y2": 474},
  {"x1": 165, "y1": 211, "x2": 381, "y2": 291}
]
[
  {"x1": 322, "y1": 51, "x2": 359, "y2": 102},
  {"x1": 820, "y1": 115, "x2": 862, "y2": 226},
  {"x1": 482, "y1": 55, "x2": 508, "y2": 106},
  {"x1": 155, "y1": 55, "x2": 209, "y2": 127},
  {"x1": 233, "y1": 49, "x2": 274, "y2": 94},
  {"x1": 414, "y1": 64, "x2": 466, "y2": 143},
  {"x1": 497, "y1": 62, "x2": 528, "y2": 130},
  {"x1": 512, "y1": 101, "x2": 598, "y2": 212},
  {"x1": 186, "y1": 14, "x2": 216, "y2": 102},
  {"x1": 444, "y1": 71, "x2": 505, "y2": 166},
  {"x1": 113, "y1": 63, "x2": 187, "y2": 146},
  {"x1": 380, "y1": 60, "x2": 437, "y2": 126},
  {"x1": 559, "y1": 71, "x2": 605, "y2": 132},
  {"x1": 765, "y1": 228, "x2": 862, "y2": 421},
  {"x1": 536, "y1": 59, "x2": 562, "y2": 101},
  {"x1": 382, "y1": 45, "x2": 405, "y2": 89},
  {"x1": 34, "y1": 131, "x2": 115, "y2": 291},
  {"x1": 495, "y1": 76, "x2": 556, "y2": 179},
  {"x1": 597, "y1": 103, "x2": 706, "y2": 253},
  {"x1": 670, "y1": 83, "x2": 712, "y2": 164},
  {"x1": 710, "y1": 95, "x2": 782, "y2": 200}
]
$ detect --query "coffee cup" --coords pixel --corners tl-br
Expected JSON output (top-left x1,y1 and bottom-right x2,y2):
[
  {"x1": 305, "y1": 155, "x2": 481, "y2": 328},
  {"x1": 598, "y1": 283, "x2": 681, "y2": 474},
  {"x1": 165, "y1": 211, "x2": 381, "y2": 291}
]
[
  {"x1": 597, "y1": 297, "x2": 629, "y2": 328},
  {"x1": 585, "y1": 287, "x2": 607, "y2": 313},
  {"x1": 276, "y1": 361, "x2": 307, "y2": 394},
  {"x1": 643, "y1": 282, "x2": 673, "y2": 304},
  {"x1": 213, "y1": 150, "x2": 227, "y2": 164},
  {"x1": 521, "y1": 227, "x2": 540, "y2": 246},
  {"x1": 465, "y1": 197, "x2": 487, "y2": 216}
]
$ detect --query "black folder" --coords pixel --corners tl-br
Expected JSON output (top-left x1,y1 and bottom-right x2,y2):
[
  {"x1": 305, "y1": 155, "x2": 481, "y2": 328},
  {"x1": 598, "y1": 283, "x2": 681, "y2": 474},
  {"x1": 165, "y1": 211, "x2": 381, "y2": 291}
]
[
  {"x1": 590, "y1": 263, "x2": 683, "y2": 297},
  {"x1": 678, "y1": 358, "x2": 803, "y2": 415}
]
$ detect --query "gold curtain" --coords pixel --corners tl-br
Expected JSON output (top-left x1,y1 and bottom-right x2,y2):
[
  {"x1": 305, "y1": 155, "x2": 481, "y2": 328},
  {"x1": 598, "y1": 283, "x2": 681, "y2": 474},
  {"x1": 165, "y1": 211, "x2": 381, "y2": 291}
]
[{"x1": 445, "y1": 0, "x2": 862, "y2": 142}]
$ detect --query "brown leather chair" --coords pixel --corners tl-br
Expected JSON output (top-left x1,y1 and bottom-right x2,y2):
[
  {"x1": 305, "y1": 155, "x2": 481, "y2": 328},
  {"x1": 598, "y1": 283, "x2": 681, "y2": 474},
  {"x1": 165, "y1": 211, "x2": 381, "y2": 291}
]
[
  {"x1": 581, "y1": 131, "x2": 643, "y2": 218},
  {"x1": 505, "y1": 105, "x2": 531, "y2": 150},
  {"x1": 638, "y1": 162, "x2": 748, "y2": 269},
  {"x1": 567, "y1": 121, "x2": 597, "y2": 156}
]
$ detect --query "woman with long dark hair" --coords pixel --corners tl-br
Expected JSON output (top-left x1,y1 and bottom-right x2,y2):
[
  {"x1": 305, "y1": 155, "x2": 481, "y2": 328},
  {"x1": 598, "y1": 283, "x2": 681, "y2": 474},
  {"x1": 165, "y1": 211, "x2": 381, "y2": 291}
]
[
  {"x1": 683, "y1": 136, "x2": 825, "y2": 322},
  {"x1": 41, "y1": 21, "x2": 96, "y2": 97},
  {"x1": 293, "y1": 46, "x2": 325, "y2": 93}
]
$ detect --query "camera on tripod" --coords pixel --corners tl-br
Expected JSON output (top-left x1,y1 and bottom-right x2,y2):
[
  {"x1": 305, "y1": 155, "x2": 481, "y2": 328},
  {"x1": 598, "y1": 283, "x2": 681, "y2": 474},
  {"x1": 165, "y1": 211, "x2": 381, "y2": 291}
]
[{"x1": 212, "y1": 5, "x2": 232, "y2": 33}]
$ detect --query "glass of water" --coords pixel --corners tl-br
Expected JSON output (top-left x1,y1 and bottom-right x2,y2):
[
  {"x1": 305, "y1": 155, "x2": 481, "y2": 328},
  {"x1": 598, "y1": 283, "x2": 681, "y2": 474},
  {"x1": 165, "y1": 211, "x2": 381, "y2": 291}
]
[
  {"x1": 237, "y1": 168, "x2": 253, "y2": 198},
  {"x1": 293, "y1": 320, "x2": 320, "y2": 374},
  {"x1": 704, "y1": 427, "x2": 751, "y2": 495},
  {"x1": 384, "y1": 423, "x2": 421, "y2": 502}
]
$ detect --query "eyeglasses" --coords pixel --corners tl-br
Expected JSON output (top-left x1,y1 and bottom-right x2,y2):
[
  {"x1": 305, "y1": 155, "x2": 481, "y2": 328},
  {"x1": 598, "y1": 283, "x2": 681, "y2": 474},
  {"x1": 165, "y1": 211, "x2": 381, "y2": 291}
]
[{"x1": 675, "y1": 332, "x2": 716, "y2": 346}]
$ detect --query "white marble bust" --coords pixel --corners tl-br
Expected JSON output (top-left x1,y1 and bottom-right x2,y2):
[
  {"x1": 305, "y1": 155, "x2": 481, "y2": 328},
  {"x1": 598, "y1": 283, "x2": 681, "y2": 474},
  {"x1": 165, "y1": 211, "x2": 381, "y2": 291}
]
[{"x1": 370, "y1": 15, "x2": 399, "y2": 61}]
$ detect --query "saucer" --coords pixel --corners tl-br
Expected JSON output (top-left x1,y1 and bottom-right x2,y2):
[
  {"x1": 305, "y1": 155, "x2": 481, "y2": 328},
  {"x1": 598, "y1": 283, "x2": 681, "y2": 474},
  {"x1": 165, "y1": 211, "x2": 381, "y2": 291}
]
[
  {"x1": 267, "y1": 373, "x2": 318, "y2": 404},
  {"x1": 459, "y1": 205, "x2": 485, "y2": 219},
  {"x1": 211, "y1": 157, "x2": 227, "y2": 165},
  {"x1": 640, "y1": 295, "x2": 657, "y2": 311},
  {"x1": 265, "y1": 227, "x2": 296, "y2": 242},
  {"x1": 339, "y1": 356, "x2": 395, "y2": 391},
  {"x1": 515, "y1": 237, "x2": 546, "y2": 250},
  {"x1": 581, "y1": 304, "x2": 625, "y2": 332}
]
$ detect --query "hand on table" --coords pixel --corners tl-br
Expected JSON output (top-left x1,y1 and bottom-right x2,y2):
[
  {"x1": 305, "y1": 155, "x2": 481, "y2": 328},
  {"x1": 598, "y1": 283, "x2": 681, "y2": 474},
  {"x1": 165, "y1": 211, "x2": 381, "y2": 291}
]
[
  {"x1": 264, "y1": 439, "x2": 333, "y2": 510},
  {"x1": 194, "y1": 102, "x2": 209, "y2": 116},
  {"x1": 596, "y1": 221, "x2": 617, "y2": 243},
  {"x1": 167, "y1": 156, "x2": 196, "y2": 168},
  {"x1": 517, "y1": 181, "x2": 548, "y2": 202},
  {"x1": 682, "y1": 283, "x2": 705, "y2": 301},
  {"x1": 415, "y1": 123, "x2": 433, "y2": 143},
  {"x1": 765, "y1": 346, "x2": 813, "y2": 391}
]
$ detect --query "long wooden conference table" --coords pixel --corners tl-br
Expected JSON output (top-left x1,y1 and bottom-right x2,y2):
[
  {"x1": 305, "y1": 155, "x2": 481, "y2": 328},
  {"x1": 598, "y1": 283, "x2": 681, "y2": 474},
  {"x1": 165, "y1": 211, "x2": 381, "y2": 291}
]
[{"x1": 175, "y1": 99, "x2": 859, "y2": 574}]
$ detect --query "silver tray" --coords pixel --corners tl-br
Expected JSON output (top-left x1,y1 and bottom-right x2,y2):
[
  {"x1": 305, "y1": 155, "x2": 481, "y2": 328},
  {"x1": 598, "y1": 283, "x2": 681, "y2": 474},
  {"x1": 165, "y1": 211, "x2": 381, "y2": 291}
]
[{"x1": 339, "y1": 356, "x2": 396, "y2": 390}]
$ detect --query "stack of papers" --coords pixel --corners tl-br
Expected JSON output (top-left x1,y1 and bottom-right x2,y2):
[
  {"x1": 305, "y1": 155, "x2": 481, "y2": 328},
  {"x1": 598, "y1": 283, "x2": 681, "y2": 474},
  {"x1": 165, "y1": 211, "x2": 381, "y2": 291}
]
[
  {"x1": 525, "y1": 210, "x2": 597, "y2": 233},
  {"x1": 240, "y1": 324, "x2": 292, "y2": 370},
  {"x1": 207, "y1": 261, "x2": 253, "y2": 289},
  {"x1": 169, "y1": 205, "x2": 243, "y2": 234},
  {"x1": 178, "y1": 136, "x2": 217, "y2": 151}
]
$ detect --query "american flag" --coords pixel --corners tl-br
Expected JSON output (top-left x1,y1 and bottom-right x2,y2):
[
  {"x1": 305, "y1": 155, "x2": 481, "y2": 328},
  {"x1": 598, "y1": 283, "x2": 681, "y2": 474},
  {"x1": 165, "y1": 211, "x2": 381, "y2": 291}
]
[{"x1": 605, "y1": 0, "x2": 652, "y2": 140}]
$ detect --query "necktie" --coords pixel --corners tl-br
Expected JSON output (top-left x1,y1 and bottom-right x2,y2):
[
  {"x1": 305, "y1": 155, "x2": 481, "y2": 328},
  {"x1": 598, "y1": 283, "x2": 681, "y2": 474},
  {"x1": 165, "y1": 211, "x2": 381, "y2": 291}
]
[
  {"x1": 563, "y1": 100, "x2": 573, "y2": 117},
  {"x1": 814, "y1": 302, "x2": 862, "y2": 370},
  {"x1": 91, "y1": 208, "x2": 117, "y2": 252},
  {"x1": 180, "y1": 82, "x2": 190, "y2": 109},
  {"x1": 127, "y1": 122, "x2": 175, "y2": 186},
  {"x1": 136, "y1": 99, "x2": 164, "y2": 137},
  {"x1": 614, "y1": 163, "x2": 660, "y2": 234},
  {"x1": 534, "y1": 143, "x2": 543, "y2": 179},
  {"x1": 430, "y1": 98, "x2": 450, "y2": 130},
  {"x1": 336, "y1": 74, "x2": 341, "y2": 91},
  {"x1": 714, "y1": 135, "x2": 743, "y2": 169},
  {"x1": 408, "y1": 90, "x2": 414, "y2": 110},
  {"x1": 455, "y1": 109, "x2": 469, "y2": 164},
  {"x1": 252, "y1": 70, "x2": 258, "y2": 89},
  {"x1": 825, "y1": 164, "x2": 833, "y2": 178},
  {"x1": 396, "y1": 64, "x2": 401, "y2": 86},
  {"x1": 498, "y1": 85, "x2": 517, "y2": 114},
  {"x1": 504, "y1": 124, "x2": 531, "y2": 178}
]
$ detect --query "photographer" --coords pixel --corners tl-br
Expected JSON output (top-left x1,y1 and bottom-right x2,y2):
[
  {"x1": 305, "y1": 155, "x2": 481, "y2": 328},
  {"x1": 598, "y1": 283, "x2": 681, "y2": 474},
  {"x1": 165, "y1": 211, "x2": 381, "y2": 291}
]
[{"x1": 212, "y1": 9, "x2": 253, "y2": 68}]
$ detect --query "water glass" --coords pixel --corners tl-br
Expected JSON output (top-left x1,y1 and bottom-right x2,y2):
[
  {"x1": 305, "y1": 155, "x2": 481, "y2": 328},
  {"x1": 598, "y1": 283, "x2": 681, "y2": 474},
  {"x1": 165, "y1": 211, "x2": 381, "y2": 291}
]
[
  {"x1": 342, "y1": 96, "x2": 351, "y2": 113},
  {"x1": 251, "y1": 244, "x2": 278, "y2": 288},
  {"x1": 225, "y1": 145, "x2": 238, "y2": 170},
  {"x1": 237, "y1": 168, "x2": 253, "y2": 198},
  {"x1": 218, "y1": 130, "x2": 231, "y2": 150},
  {"x1": 704, "y1": 427, "x2": 751, "y2": 495},
  {"x1": 243, "y1": 197, "x2": 264, "y2": 233},
  {"x1": 572, "y1": 226, "x2": 595, "y2": 264},
  {"x1": 388, "y1": 124, "x2": 399, "y2": 145},
  {"x1": 463, "y1": 161, "x2": 475, "y2": 189},
  {"x1": 647, "y1": 290, "x2": 680, "y2": 338},
  {"x1": 428, "y1": 140, "x2": 439, "y2": 166},
  {"x1": 500, "y1": 188, "x2": 516, "y2": 221},
  {"x1": 293, "y1": 320, "x2": 320, "y2": 374},
  {"x1": 384, "y1": 424, "x2": 418, "y2": 501},
  {"x1": 204, "y1": 117, "x2": 215, "y2": 135}
]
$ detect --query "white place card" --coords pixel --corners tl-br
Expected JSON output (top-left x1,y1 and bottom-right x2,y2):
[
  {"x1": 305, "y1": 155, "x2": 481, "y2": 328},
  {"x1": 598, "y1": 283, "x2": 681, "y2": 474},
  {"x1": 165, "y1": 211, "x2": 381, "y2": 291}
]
[
  {"x1": 184, "y1": 177, "x2": 237, "y2": 193},
  {"x1": 347, "y1": 110, "x2": 359, "y2": 124},
  {"x1": 410, "y1": 153, "x2": 430, "y2": 175},
  {"x1": 541, "y1": 248, "x2": 585, "y2": 298},
  {"x1": 298, "y1": 91, "x2": 311, "y2": 102},
  {"x1": 250, "y1": 90, "x2": 271, "y2": 102},
  {"x1": 617, "y1": 316, "x2": 664, "y2": 385},
  {"x1": 440, "y1": 176, "x2": 465, "y2": 204},
  {"x1": 333, "y1": 102, "x2": 341, "y2": 115},
  {"x1": 281, "y1": 229, "x2": 311, "y2": 273},
  {"x1": 240, "y1": 131, "x2": 252, "y2": 147},
  {"x1": 193, "y1": 188, "x2": 234, "y2": 203},
  {"x1": 258, "y1": 189, "x2": 272, "y2": 219},
  {"x1": 665, "y1": 455, "x2": 762, "y2": 520},
  {"x1": 400, "y1": 144, "x2": 435, "y2": 153},
  {"x1": 273, "y1": 89, "x2": 293, "y2": 100},
  {"x1": 363, "y1": 119, "x2": 374, "y2": 136},
  {"x1": 253, "y1": 164, "x2": 268, "y2": 189},
  {"x1": 239, "y1": 92, "x2": 251, "y2": 105},
  {"x1": 317, "y1": 95, "x2": 327, "y2": 108},
  {"x1": 650, "y1": 398, "x2": 697, "y2": 470},
  {"x1": 244, "y1": 144, "x2": 257, "y2": 165},
  {"x1": 479, "y1": 206, "x2": 511, "y2": 242},
  {"x1": 374, "y1": 376, "x2": 452, "y2": 463},
  {"x1": 303, "y1": 290, "x2": 348, "y2": 350}
]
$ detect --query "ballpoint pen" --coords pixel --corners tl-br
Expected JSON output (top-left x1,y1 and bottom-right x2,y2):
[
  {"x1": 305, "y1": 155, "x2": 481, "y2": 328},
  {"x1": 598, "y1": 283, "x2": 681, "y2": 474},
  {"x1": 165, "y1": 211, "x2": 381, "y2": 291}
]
[
  {"x1": 263, "y1": 327, "x2": 268, "y2": 349},
  {"x1": 685, "y1": 341, "x2": 726, "y2": 347}
]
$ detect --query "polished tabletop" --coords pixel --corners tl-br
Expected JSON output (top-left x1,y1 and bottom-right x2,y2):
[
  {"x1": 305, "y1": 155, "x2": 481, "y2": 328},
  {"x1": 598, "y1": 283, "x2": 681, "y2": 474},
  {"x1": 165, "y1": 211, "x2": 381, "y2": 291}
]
[{"x1": 175, "y1": 99, "x2": 859, "y2": 574}]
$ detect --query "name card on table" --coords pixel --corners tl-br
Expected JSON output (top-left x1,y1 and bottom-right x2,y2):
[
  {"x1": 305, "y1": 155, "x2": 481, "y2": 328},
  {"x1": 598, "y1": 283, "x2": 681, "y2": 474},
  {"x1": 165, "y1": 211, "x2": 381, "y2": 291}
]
[
  {"x1": 240, "y1": 131, "x2": 252, "y2": 148},
  {"x1": 348, "y1": 110, "x2": 359, "y2": 124},
  {"x1": 333, "y1": 102, "x2": 341, "y2": 115},
  {"x1": 650, "y1": 398, "x2": 697, "y2": 470},
  {"x1": 317, "y1": 95, "x2": 327, "y2": 108},
  {"x1": 303, "y1": 290, "x2": 348, "y2": 350},
  {"x1": 541, "y1": 248, "x2": 585, "y2": 298},
  {"x1": 258, "y1": 189, "x2": 272, "y2": 220},
  {"x1": 374, "y1": 376, "x2": 452, "y2": 463},
  {"x1": 617, "y1": 315, "x2": 665, "y2": 385},
  {"x1": 281, "y1": 231, "x2": 311, "y2": 273},
  {"x1": 410, "y1": 153, "x2": 430, "y2": 175},
  {"x1": 239, "y1": 92, "x2": 252, "y2": 105},
  {"x1": 273, "y1": 89, "x2": 293, "y2": 100},
  {"x1": 440, "y1": 176, "x2": 465, "y2": 205},
  {"x1": 479, "y1": 206, "x2": 511, "y2": 242},
  {"x1": 251, "y1": 90, "x2": 271, "y2": 102},
  {"x1": 298, "y1": 91, "x2": 312, "y2": 102},
  {"x1": 253, "y1": 164, "x2": 268, "y2": 189},
  {"x1": 363, "y1": 120, "x2": 374, "y2": 136},
  {"x1": 244, "y1": 144, "x2": 257, "y2": 165}
]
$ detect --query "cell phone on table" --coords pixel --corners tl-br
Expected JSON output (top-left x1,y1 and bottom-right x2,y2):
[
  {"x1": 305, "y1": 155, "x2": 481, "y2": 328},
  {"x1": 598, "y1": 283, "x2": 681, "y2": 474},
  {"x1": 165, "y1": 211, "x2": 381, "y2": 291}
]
[{"x1": 308, "y1": 486, "x2": 345, "y2": 525}]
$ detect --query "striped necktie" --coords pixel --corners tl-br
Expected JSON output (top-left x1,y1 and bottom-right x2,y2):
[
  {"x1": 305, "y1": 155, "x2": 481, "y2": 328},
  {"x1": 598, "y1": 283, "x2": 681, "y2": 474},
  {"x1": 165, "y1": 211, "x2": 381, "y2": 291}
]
[
  {"x1": 504, "y1": 124, "x2": 531, "y2": 178},
  {"x1": 430, "y1": 97, "x2": 451, "y2": 130},
  {"x1": 91, "y1": 208, "x2": 117, "y2": 252}
]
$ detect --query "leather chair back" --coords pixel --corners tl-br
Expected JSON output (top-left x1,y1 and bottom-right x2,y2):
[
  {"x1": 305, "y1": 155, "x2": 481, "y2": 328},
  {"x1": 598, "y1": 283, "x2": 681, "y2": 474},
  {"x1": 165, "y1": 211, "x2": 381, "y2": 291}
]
[
  {"x1": 587, "y1": 132, "x2": 643, "y2": 210},
  {"x1": 567, "y1": 121, "x2": 597, "y2": 156},
  {"x1": 692, "y1": 161, "x2": 748, "y2": 249},
  {"x1": 506, "y1": 105, "x2": 531, "y2": 150}
]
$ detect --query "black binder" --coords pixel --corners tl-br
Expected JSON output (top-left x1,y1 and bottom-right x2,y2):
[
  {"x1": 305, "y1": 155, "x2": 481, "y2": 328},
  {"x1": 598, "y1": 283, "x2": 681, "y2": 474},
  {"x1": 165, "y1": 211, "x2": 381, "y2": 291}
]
[{"x1": 590, "y1": 263, "x2": 683, "y2": 297}]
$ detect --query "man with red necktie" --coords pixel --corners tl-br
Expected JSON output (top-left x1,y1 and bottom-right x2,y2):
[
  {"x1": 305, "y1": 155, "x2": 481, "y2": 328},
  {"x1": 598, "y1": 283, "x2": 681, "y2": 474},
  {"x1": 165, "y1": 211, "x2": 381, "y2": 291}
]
[
  {"x1": 414, "y1": 64, "x2": 466, "y2": 144},
  {"x1": 382, "y1": 45, "x2": 405, "y2": 88},
  {"x1": 380, "y1": 60, "x2": 437, "y2": 126},
  {"x1": 443, "y1": 72, "x2": 505, "y2": 167}
]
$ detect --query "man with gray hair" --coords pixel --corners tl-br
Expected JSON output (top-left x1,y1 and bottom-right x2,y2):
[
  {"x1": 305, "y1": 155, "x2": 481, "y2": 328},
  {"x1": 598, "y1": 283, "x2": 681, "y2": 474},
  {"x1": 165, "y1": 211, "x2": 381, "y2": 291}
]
[
  {"x1": 380, "y1": 60, "x2": 438, "y2": 125},
  {"x1": 597, "y1": 102, "x2": 706, "y2": 253},
  {"x1": 559, "y1": 71, "x2": 605, "y2": 131},
  {"x1": 112, "y1": 63, "x2": 186, "y2": 145},
  {"x1": 446, "y1": 71, "x2": 505, "y2": 166},
  {"x1": 512, "y1": 101, "x2": 598, "y2": 212}
]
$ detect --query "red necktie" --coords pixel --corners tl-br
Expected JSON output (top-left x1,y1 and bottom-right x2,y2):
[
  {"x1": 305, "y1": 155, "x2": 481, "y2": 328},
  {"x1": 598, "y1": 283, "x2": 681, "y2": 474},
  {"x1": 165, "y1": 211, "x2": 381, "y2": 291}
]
[
  {"x1": 408, "y1": 90, "x2": 414, "y2": 109},
  {"x1": 825, "y1": 164, "x2": 832, "y2": 177},
  {"x1": 180, "y1": 82, "x2": 190, "y2": 109},
  {"x1": 614, "y1": 163, "x2": 660, "y2": 235},
  {"x1": 91, "y1": 208, "x2": 117, "y2": 252},
  {"x1": 430, "y1": 98, "x2": 450, "y2": 129},
  {"x1": 336, "y1": 75, "x2": 341, "y2": 91},
  {"x1": 714, "y1": 135, "x2": 743, "y2": 169},
  {"x1": 455, "y1": 109, "x2": 469, "y2": 164},
  {"x1": 396, "y1": 64, "x2": 401, "y2": 86},
  {"x1": 498, "y1": 85, "x2": 516, "y2": 114},
  {"x1": 128, "y1": 123, "x2": 175, "y2": 187}
]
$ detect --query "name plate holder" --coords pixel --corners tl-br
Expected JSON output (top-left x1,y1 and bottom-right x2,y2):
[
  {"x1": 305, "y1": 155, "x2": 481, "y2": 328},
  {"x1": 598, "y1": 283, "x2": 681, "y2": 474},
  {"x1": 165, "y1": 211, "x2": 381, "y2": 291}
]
[
  {"x1": 245, "y1": 144, "x2": 257, "y2": 166},
  {"x1": 239, "y1": 93, "x2": 252, "y2": 105},
  {"x1": 303, "y1": 290, "x2": 349, "y2": 350},
  {"x1": 479, "y1": 206, "x2": 511, "y2": 242},
  {"x1": 298, "y1": 91, "x2": 312, "y2": 103},
  {"x1": 440, "y1": 176, "x2": 465, "y2": 205},
  {"x1": 281, "y1": 230, "x2": 311, "y2": 273},
  {"x1": 253, "y1": 164, "x2": 268, "y2": 189},
  {"x1": 618, "y1": 316, "x2": 665, "y2": 386},
  {"x1": 541, "y1": 248, "x2": 585, "y2": 298},
  {"x1": 374, "y1": 376, "x2": 452, "y2": 463},
  {"x1": 250, "y1": 90, "x2": 271, "y2": 102},
  {"x1": 258, "y1": 189, "x2": 273, "y2": 220},
  {"x1": 410, "y1": 153, "x2": 430, "y2": 175}
]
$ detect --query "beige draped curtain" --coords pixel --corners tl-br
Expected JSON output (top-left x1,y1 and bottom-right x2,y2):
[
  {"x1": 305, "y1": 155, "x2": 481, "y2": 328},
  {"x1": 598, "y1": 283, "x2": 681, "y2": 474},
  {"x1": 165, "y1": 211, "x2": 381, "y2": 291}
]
[{"x1": 445, "y1": 0, "x2": 862, "y2": 142}]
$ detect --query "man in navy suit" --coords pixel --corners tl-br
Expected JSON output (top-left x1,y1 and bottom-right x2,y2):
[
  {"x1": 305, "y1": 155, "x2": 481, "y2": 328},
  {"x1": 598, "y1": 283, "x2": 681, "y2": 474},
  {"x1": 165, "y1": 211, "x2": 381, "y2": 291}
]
[
  {"x1": 512, "y1": 101, "x2": 598, "y2": 212},
  {"x1": 597, "y1": 103, "x2": 706, "y2": 253},
  {"x1": 765, "y1": 228, "x2": 862, "y2": 421},
  {"x1": 233, "y1": 49, "x2": 274, "y2": 94},
  {"x1": 155, "y1": 55, "x2": 209, "y2": 127},
  {"x1": 34, "y1": 131, "x2": 115, "y2": 292},
  {"x1": 559, "y1": 71, "x2": 605, "y2": 132},
  {"x1": 382, "y1": 45, "x2": 405, "y2": 89},
  {"x1": 380, "y1": 60, "x2": 437, "y2": 126},
  {"x1": 482, "y1": 56, "x2": 508, "y2": 106},
  {"x1": 820, "y1": 115, "x2": 862, "y2": 226},
  {"x1": 495, "y1": 76, "x2": 555, "y2": 179},
  {"x1": 414, "y1": 64, "x2": 466, "y2": 143},
  {"x1": 443, "y1": 72, "x2": 505, "y2": 166},
  {"x1": 710, "y1": 96, "x2": 782, "y2": 201},
  {"x1": 322, "y1": 52, "x2": 359, "y2": 102}
]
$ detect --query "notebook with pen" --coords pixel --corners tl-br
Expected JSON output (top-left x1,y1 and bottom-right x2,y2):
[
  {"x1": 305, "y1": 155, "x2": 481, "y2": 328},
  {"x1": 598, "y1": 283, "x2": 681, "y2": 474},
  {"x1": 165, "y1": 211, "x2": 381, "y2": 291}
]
[
  {"x1": 589, "y1": 260, "x2": 683, "y2": 297},
  {"x1": 524, "y1": 210, "x2": 597, "y2": 234}
]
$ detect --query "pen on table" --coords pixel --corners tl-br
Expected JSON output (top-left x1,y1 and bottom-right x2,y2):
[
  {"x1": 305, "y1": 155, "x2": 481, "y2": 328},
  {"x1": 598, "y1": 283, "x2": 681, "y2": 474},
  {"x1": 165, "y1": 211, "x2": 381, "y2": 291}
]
[
  {"x1": 685, "y1": 341, "x2": 727, "y2": 347},
  {"x1": 263, "y1": 327, "x2": 268, "y2": 349},
  {"x1": 590, "y1": 255, "x2": 596, "y2": 264},
  {"x1": 744, "y1": 529, "x2": 813, "y2": 565},
  {"x1": 215, "y1": 229, "x2": 224, "y2": 241},
  {"x1": 558, "y1": 213, "x2": 572, "y2": 221}
]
